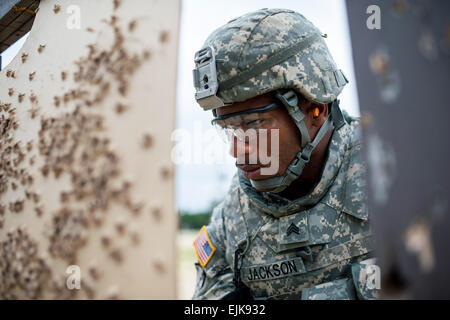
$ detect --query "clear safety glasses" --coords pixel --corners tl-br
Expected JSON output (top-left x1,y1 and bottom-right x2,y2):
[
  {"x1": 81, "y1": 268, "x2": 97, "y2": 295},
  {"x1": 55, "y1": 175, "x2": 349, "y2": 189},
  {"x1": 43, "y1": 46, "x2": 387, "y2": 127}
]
[{"x1": 211, "y1": 102, "x2": 280, "y2": 142}]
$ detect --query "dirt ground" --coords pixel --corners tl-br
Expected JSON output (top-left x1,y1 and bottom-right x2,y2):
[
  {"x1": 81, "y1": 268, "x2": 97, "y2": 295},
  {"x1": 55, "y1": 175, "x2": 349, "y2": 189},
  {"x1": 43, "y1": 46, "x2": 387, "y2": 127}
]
[{"x1": 177, "y1": 229, "x2": 198, "y2": 299}]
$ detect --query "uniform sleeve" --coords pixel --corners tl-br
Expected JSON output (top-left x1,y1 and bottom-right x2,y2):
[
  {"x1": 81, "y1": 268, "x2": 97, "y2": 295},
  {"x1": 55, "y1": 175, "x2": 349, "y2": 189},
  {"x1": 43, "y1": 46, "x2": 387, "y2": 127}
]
[
  {"x1": 192, "y1": 203, "x2": 235, "y2": 300},
  {"x1": 351, "y1": 258, "x2": 380, "y2": 300}
]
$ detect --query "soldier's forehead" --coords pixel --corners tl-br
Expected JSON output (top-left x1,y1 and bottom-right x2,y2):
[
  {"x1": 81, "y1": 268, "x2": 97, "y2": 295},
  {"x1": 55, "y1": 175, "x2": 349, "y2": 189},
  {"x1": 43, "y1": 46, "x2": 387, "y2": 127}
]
[{"x1": 215, "y1": 92, "x2": 276, "y2": 116}]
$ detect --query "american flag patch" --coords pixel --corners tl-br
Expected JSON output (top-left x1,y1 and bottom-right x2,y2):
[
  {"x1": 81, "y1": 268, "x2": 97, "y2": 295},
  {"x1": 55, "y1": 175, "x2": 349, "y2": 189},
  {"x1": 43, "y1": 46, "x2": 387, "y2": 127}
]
[{"x1": 193, "y1": 226, "x2": 216, "y2": 267}]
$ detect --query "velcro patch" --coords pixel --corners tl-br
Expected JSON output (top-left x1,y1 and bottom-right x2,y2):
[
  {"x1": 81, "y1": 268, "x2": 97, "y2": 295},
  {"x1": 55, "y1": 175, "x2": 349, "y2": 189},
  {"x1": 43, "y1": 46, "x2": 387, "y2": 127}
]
[{"x1": 193, "y1": 226, "x2": 216, "y2": 268}]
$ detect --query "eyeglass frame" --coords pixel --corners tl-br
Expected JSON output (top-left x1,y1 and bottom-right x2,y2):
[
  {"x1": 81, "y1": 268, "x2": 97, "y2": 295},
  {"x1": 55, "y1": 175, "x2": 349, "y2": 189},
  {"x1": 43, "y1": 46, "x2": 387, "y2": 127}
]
[{"x1": 210, "y1": 102, "x2": 280, "y2": 129}]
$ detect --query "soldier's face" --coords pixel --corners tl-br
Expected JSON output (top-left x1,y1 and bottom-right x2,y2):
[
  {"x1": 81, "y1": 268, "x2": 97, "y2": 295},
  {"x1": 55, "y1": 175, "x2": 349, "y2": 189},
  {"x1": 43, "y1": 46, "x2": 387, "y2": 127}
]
[{"x1": 215, "y1": 92, "x2": 303, "y2": 183}]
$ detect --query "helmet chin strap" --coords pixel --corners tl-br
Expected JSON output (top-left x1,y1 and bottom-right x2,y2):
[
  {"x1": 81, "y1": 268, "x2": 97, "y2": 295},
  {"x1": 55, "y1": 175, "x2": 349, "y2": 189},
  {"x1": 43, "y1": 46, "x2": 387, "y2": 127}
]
[{"x1": 250, "y1": 90, "x2": 345, "y2": 194}]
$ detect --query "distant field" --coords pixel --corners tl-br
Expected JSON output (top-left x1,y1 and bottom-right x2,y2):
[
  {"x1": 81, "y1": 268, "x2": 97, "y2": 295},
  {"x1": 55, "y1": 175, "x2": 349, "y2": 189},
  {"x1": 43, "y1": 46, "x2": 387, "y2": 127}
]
[{"x1": 177, "y1": 229, "x2": 198, "y2": 299}]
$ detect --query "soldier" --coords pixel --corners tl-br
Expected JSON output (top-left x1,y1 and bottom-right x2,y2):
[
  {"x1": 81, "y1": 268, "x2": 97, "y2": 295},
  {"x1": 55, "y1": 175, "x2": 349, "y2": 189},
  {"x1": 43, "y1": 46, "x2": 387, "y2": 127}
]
[{"x1": 191, "y1": 8, "x2": 378, "y2": 300}]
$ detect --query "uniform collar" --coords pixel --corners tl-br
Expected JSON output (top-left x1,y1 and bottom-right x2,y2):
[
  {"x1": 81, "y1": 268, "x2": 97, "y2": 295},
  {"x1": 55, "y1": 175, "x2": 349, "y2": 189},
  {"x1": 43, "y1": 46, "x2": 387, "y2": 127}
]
[{"x1": 238, "y1": 121, "x2": 355, "y2": 218}]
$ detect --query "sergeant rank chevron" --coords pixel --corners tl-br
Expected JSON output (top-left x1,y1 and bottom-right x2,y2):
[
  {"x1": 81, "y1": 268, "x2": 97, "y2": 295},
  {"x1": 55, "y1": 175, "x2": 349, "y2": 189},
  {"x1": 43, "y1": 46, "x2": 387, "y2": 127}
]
[{"x1": 286, "y1": 223, "x2": 300, "y2": 236}]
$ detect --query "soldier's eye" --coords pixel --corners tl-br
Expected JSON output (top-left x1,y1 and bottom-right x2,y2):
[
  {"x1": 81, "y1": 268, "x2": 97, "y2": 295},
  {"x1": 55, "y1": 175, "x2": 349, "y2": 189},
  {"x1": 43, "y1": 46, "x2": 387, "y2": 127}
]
[{"x1": 246, "y1": 119, "x2": 264, "y2": 127}]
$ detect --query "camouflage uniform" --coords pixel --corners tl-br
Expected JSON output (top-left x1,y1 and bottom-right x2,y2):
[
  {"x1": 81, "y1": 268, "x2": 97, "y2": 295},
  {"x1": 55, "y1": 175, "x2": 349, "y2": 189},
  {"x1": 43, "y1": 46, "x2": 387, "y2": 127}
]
[{"x1": 192, "y1": 8, "x2": 378, "y2": 300}]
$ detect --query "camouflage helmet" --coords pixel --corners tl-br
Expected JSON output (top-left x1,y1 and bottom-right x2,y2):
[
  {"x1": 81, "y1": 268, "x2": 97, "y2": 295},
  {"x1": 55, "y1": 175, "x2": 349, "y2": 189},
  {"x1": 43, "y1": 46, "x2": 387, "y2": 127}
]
[
  {"x1": 193, "y1": 8, "x2": 348, "y2": 193},
  {"x1": 193, "y1": 8, "x2": 348, "y2": 110}
]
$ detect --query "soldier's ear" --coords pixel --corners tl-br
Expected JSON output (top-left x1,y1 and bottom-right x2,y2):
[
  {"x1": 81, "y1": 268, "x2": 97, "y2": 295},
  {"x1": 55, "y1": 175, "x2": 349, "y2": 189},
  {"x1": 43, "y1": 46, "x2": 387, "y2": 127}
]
[{"x1": 309, "y1": 103, "x2": 328, "y2": 122}]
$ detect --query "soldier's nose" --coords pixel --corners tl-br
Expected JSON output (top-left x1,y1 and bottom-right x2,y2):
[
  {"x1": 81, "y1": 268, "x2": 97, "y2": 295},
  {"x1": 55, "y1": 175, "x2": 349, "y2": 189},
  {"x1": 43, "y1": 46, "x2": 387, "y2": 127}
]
[{"x1": 228, "y1": 136, "x2": 253, "y2": 159}]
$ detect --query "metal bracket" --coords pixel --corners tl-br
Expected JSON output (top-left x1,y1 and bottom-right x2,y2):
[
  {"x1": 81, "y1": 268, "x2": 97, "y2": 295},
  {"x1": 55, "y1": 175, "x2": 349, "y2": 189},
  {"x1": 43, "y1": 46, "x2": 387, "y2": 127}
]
[{"x1": 193, "y1": 45, "x2": 230, "y2": 110}]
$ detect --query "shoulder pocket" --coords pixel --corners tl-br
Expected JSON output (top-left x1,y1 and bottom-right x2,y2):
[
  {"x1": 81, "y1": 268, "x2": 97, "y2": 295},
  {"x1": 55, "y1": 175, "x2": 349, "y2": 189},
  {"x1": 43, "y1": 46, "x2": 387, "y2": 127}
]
[
  {"x1": 301, "y1": 278, "x2": 356, "y2": 300},
  {"x1": 351, "y1": 258, "x2": 380, "y2": 300}
]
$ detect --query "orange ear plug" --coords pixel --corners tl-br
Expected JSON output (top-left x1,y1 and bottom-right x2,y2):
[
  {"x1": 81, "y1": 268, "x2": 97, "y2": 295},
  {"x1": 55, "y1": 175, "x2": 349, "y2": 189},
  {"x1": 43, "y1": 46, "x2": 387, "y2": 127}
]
[{"x1": 313, "y1": 107, "x2": 320, "y2": 118}]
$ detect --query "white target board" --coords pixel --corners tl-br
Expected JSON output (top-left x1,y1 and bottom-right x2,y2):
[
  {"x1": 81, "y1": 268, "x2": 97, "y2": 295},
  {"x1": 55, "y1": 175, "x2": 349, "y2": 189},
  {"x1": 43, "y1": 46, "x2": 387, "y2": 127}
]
[{"x1": 0, "y1": 0, "x2": 179, "y2": 299}]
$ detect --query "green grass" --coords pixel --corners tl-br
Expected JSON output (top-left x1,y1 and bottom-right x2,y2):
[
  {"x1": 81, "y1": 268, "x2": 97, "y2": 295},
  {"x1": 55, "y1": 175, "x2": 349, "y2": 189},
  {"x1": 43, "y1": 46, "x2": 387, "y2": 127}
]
[{"x1": 177, "y1": 229, "x2": 198, "y2": 299}]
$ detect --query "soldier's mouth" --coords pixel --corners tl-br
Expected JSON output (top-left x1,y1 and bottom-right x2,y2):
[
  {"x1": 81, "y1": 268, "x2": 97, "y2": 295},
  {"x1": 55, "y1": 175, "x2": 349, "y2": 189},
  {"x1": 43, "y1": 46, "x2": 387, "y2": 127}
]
[{"x1": 237, "y1": 165, "x2": 263, "y2": 179}]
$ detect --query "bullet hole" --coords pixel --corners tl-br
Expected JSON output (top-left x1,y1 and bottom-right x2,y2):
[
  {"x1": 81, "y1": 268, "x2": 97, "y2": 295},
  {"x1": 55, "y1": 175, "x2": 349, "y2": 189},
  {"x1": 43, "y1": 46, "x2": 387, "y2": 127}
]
[
  {"x1": 40, "y1": 165, "x2": 49, "y2": 177},
  {"x1": 369, "y1": 49, "x2": 401, "y2": 103},
  {"x1": 404, "y1": 219, "x2": 435, "y2": 273},
  {"x1": 86, "y1": 27, "x2": 95, "y2": 33},
  {"x1": 38, "y1": 44, "x2": 46, "y2": 54},
  {"x1": 109, "y1": 248, "x2": 123, "y2": 263},
  {"x1": 115, "y1": 222, "x2": 126, "y2": 235},
  {"x1": 130, "y1": 231, "x2": 140, "y2": 245},
  {"x1": 0, "y1": 228, "x2": 52, "y2": 299},
  {"x1": 18, "y1": 93, "x2": 25, "y2": 103},
  {"x1": 160, "y1": 166, "x2": 171, "y2": 179},
  {"x1": 11, "y1": 182, "x2": 17, "y2": 190},
  {"x1": 113, "y1": 0, "x2": 121, "y2": 11},
  {"x1": 63, "y1": 93, "x2": 71, "y2": 104},
  {"x1": 88, "y1": 266, "x2": 101, "y2": 281},
  {"x1": 29, "y1": 72, "x2": 36, "y2": 81},
  {"x1": 8, "y1": 88, "x2": 14, "y2": 96},
  {"x1": 118, "y1": 82, "x2": 128, "y2": 96},
  {"x1": 143, "y1": 49, "x2": 152, "y2": 61},
  {"x1": 100, "y1": 235, "x2": 111, "y2": 248},
  {"x1": 150, "y1": 206, "x2": 162, "y2": 221},
  {"x1": 111, "y1": 15, "x2": 118, "y2": 25},
  {"x1": 29, "y1": 93, "x2": 38, "y2": 105},
  {"x1": 32, "y1": 192, "x2": 40, "y2": 203},
  {"x1": 21, "y1": 53, "x2": 29, "y2": 63},
  {"x1": 418, "y1": 31, "x2": 438, "y2": 61},
  {"x1": 53, "y1": 4, "x2": 61, "y2": 14},
  {"x1": 153, "y1": 260, "x2": 166, "y2": 273},
  {"x1": 6, "y1": 70, "x2": 16, "y2": 78},
  {"x1": 369, "y1": 52, "x2": 390, "y2": 77},
  {"x1": 128, "y1": 20, "x2": 137, "y2": 32},
  {"x1": 61, "y1": 71, "x2": 67, "y2": 81},
  {"x1": 28, "y1": 105, "x2": 39, "y2": 119},
  {"x1": 35, "y1": 205, "x2": 43, "y2": 217},
  {"x1": 53, "y1": 96, "x2": 60, "y2": 107},
  {"x1": 142, "y1": 133, "x2": 153, "y2": 150},
  {"x1": 159, "y1": 31, "x2": 169, "y2": 43},
  {"x1": 131, "y1": 201, "x2": 144, "y2": 216},
  {"x1": 115, "y1": 103, "x2": 129, "y2": 114},
  {"x1": 60, "y1": 191, "x2": 70, "y2": 203},
  {"x1": 9, "y1": 199, "x2": 24, "y2": 213},
  {"x1": 26, "y1": 141, "x2": 33, "y2": 152}
]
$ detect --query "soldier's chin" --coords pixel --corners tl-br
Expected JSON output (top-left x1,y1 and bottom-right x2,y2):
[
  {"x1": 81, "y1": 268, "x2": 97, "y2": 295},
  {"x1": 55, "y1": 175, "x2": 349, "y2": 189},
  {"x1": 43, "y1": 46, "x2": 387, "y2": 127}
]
[
  {"x1": 250, "y1": 177, "x2": 280, "y2": 192},
  {"x1": 249, "y1": 168, "x2": 287, "y2": 192},
  {"x1": 253, "y1": 185, "x2": 278, "y2": 192}
]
